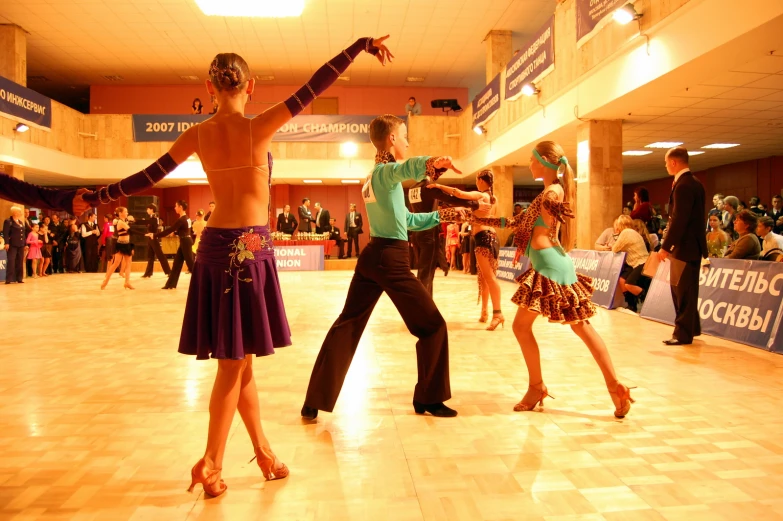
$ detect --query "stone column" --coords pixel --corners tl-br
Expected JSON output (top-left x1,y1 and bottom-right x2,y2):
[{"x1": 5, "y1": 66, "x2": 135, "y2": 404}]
[
  {"x1": 575, "y1": 120, "x2": 623, "y2": 249},
  {"x1": 0, "y1": 24, "x2": 27, "y2": 85},
  {"x1": 491, "y1": 165, "x2": 514, "y2": 246},
  {"x1": 484, "y1": 30, "x2": 513, "y2": 82}
]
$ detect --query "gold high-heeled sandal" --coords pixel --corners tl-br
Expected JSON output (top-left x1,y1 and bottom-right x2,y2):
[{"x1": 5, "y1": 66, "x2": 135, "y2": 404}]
[
  {"x1": 187, "y1": 458, "x2": 226, "y2": 496},
  {"x1": 514, "y1": 383, "x2": 554, "y2": 412},
  {"x1": 487, "y1": 310, "x2": 505, "y2": 331},
  {"x1": 249, "y1": 446, "x2": 289, "y2": 481},
  {"x1": 479, "y1": 310, "x2": 488, "y2": 323},
  {"x1": 609, "y1": 383, "x2": 636, "y2": 418}
]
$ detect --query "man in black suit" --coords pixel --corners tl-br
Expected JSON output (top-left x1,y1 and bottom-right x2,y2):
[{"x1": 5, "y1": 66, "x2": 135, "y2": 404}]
[
  {"x1": 406, "y1": 175, "x2": 481, "y2": 295},
  {"x1": 150, "y1": 200, "x2": 194, "y2": 290},
  {"x1": 658, "y1": 147, "x2": 707, "y2": 346},
  {"x1": 325, "y1": 217, "x2": 345, "y2": 259},
  {"x1": 3, "y1": 206, "x2": 26, "y2": 284},
  {"x1": 313, "y1": 202, "x2": 331, "y2": 234},
  {"x1": 298, "y1": 198, "x2": 313, "y2": 233},
  {"x1": 140, "y1": 204, "x2": 170, "y2": 278},
  {"x1": 276, "y1": 204, "x2": 298, "y2": 234},
  {"x1": 768, "y1": 194, "x2": 783, "y2": 235},
  {"x1": 344, "y1": 203, "x2": 363, "y2": 257}
]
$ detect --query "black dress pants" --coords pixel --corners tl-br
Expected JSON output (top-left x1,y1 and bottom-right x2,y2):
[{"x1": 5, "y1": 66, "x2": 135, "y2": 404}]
[
  {"x1": 144, "y1": 237, "x2": 171, "y2": 277},
  {"x1": 164, "y1": 237, "x2": 194, "y2": 288},
  {"x1": 670, "y1": 260, "x2": 701, "y2": 343},
  {"x1": 346, "y1": 229, "x2": 360, "y2": 257},
  {"x1": 7, "y1": 245, "x2": 25, "y2": 282},
  {"x1": 304, "y1": 238, "x2": 451, "y2": 411},
  {"x1": 412, "y1": 227, "x2": 443, "y2": 296}
]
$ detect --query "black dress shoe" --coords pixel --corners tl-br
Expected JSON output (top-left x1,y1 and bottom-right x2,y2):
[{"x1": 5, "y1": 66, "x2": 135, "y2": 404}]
[
  {"x1": 412, "y1": 401, "x2": 458, "y2": 417},
  {"x1": 301, "y1": 405, "x2": 318, "y2": 420},
  {"x1": 662, "y1": 338, "x2": 690, "y2": 346}
]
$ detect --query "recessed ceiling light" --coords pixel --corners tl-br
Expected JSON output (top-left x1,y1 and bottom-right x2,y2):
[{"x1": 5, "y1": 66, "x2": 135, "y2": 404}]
[
  {"x1": 702, "y1": 143, "x2": 740, "y2": 149},
  {"x1": 102, "y1": 75, "x2": 124, "y2": 82},
  {"x1": 688, "y1": 151, "x2": 705, "y2": 155},
  {"x1": 180, "y1": 75, "x2": 199, "y2": 81},
  {"x1": 303, "y1": 180, "x2": 322, "y2": 184},
  {"x1": 187, "y1": 180, "x2": 209, "y2": 184},
  {"x1": 622, "y1": 150, "x2": 653, "y2": 156},
  {"x1": 195, "y1": 0, "x2": 304, "y2": 17},
  {"x1": 645, "y1": 142, "x2": 683, "y2": 148},
  {"x1": 341, "y1": 180, "x2": 361, "y2": 184},
  {"x1": 406, "y1": 76, "x2": 425, "y2": 82},
  {"x1": 255, "y1": 75, "x2": 275, "y2": 81}
]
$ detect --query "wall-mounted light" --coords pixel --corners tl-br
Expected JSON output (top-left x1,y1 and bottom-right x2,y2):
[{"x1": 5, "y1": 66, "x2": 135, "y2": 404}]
[
  {"x1": 14, "y1": 123, "x2": 29, "y2": 133},
  {"x1": 521, "y1": 83, "x2": 540, "y2": 97},
  {"x1": 613, "y1": 3, "x2": 642, "y2": 25},
  {"x1": 473, "y1": 125, "x2": 486, "y2": 135},
  {"x1": 340, "y1": 142, "x2": 358, "y2": 158}
]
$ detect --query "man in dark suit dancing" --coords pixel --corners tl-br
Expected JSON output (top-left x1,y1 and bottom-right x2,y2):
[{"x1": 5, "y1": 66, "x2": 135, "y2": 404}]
[
  {"x1": 298, "y1": 198, "x2": 313, "y2": 233},
  {"x1": 276, "y1": 204, "x2": 298, "y2": 234},
  {"x1": 344, "y1": 203, "x2": 363, "y2": 257},
  {"x1": 657, "y1": 146, "x2": 707, "y2": 346}
]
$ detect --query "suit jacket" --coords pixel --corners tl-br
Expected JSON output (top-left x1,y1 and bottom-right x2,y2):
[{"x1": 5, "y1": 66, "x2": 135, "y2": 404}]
[
  {"x1": 345, "y1": 212, "x2": 363, "y2": 235},
  {"x1": 298, "y1": 206, "x2": 312, "y2": 232},
  {"x1": 326, "y1": 224, "x2": 342, "y2": 242},
  {"x1": 277, "y1": 212, "x2": 298, "y2": 234},
  {"x1": 406, "y1": 180, "x2": 480, "y2": 213},
  {"x1": 661, "y1": 171, "x2": 707, "y2": 262},
  {"x1": 3, "y1": 217, "x2": 26, "y2": 248},
  {"x1": 768, "y1": 208, "x2": 783, "y2": 235},
  {"x1": 314, "y1": 209, "x2": 331, "y2": 233}
]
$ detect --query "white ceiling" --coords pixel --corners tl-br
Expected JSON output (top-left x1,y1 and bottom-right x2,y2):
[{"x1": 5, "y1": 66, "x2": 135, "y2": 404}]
[{"x1": 1, "y1": 0, "x2": 555, "y2": 96}]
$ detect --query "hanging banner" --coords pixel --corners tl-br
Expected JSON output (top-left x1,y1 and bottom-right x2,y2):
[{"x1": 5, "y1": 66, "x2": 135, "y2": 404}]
[
  {"x1": 497, "y1": 247, "x2": 531, "y2": 283},
  {"x1": 576, "y1": 0, "x2": 627, "y2": 47},
  {"x1": 471, "y1": 74, "x2": 501, "y2": 129},
  {"x1": 640, "y1": 258, "x2": 783, "y2": 353},
  {"x1": 567, "y1": 249, "x2": 626, "y2": 309},
  {"x1": 131, "y1": 114, "x2": 380, "y2": 143},
  {"x1": 505, "y1": 17, "x2": 555, "y2": 101},
  {"x1": 273, "y1": 245, "x2": 324, "y2": 271},
  {"x1": 0, "y1": 75, "x2": 52, "y2": 130}
]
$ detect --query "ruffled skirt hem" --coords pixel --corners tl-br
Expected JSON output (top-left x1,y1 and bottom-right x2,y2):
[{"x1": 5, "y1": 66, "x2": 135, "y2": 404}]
[{"x1": 511, "y1": 267, "x2": 597, "y2": 324}]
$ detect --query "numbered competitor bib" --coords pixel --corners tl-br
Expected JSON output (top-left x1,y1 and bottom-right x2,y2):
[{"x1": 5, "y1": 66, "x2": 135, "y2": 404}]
[
  {"x1": 408, "y1": 187, "x2": 422, "y2": 204},
  {"x1": 362, "y1": 174, "x2": 377, "y2": 204}
]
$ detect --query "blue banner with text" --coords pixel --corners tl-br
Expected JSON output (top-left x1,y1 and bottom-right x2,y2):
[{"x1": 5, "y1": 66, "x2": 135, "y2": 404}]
[{"x1": 0, "y1": 75, "x2": 52, "y2": 130}]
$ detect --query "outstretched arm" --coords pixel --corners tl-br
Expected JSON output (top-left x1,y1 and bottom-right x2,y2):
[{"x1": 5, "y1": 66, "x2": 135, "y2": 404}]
[
  {"x1": 427, "y1": 184, "x2": 486, "y2": 202},
  {"x1": 0, "y1": 175, "x2": 91, "y2": 215},
  {"x1": 253, "y1": 36, "x2": 393, "y2": 138},
  {"x1": 82, "y1": 127, "x2": 198, "y2": 207}
]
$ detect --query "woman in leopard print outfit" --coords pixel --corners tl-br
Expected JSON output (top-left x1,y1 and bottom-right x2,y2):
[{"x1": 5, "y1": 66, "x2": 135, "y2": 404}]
[
  {"x1": 428, "y1": 170, "x2": 504, "y2": 331},
  {"x1": 471, "y1": 141, "x2": 635, "y2": 419}
]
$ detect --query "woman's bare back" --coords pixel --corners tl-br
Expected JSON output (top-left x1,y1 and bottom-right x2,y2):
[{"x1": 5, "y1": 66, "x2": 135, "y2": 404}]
[{"x1": 196, "y1": 113, "x2": 274, "y2": 228}]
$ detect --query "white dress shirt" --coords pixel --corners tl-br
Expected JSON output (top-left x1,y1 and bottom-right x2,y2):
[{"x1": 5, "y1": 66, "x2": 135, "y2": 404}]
[{"x1": 761, "y1": 231, "x2": 783, "y2": 257}]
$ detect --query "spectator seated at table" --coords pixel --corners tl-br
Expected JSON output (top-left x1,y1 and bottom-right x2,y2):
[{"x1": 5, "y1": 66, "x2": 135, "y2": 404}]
[
  {"x1": 631, "y1": 218, "x2": 658, "y2": 252},
  {"x1": 595, "y1": 219, "x2": 620, "y2": 251},
  {"x1": 611, "y1": 215, "x2": 651, "y2": 313},
  {"x1": 725, "y1": 210, "x2": 761, "y2": 260}
]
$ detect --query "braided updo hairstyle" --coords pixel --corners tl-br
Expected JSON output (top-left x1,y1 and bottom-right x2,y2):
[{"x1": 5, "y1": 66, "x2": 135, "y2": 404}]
[
  {"x1": 208, "y1": 53, "x2": 250, "y2": 91},
  {"x1": 477, "y1": 169, "x2": 496, "y2": 204}
]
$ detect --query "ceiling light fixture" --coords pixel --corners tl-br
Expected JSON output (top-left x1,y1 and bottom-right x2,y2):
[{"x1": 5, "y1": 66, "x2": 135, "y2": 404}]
[
  {"x1": 187, "y1": 180, "x2": 209, "y2": 184},
  {"x1": 180, "y1": 75, "x2": 199, "y2": 81},
  {"x1": 341, "y1": 180, "x2": 361, "y2": 184},
  {"x1": 702, "y1": 143, "x2": 740, "y2": 149},
  {"x1": 473, "y1": 125, "x2": 486, "y2": 135},
  {"x1": 645, "y1": 141, "x2": 683, "y2": 148},
  {"x1": 406, "y1": 76, "x2": 425, "y2": 82},
  {"x1": 340, "y1": 142, "x2": 359, "y2": 158},
  {"x1": 688, "y1": 151, "x2": 705, "y2": 156},
  {"x1": 521, "y1": 83, "x2": 540, "y2": 97},
  {"x1": 256, "y1": 75, "x2": 275, "y2": 81},
  {"x1": 613, "y1": 3, "x2": 642, "y2": 25},
  {"x1": 622, "y1": 150, "x2": 653, "y2": 156},
  {"x1": 303, "y1": 180, "x2": 322, "y2": 184},
  {"x1": 534, "y1": 177, "x2": 544, "y2": 182},
  {"x1": 14, "y1": 123, "x2": 29, "y2": 133},
  {"x1": 195, "y1": 0, "x2": 305, "y2": 17}
]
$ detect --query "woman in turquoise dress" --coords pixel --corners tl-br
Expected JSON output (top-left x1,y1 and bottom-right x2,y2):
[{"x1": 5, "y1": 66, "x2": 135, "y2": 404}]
[{"x1": 471, "y1": 141, "x2": 635, "y2": 418}]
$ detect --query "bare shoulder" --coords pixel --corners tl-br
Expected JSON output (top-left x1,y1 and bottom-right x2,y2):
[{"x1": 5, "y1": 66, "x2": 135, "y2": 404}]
[{"x1": 544, "y1": 183, "x2": 564, "y2": 200}]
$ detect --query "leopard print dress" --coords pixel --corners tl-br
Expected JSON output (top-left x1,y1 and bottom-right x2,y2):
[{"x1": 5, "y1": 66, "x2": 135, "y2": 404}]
[{"x1": 472, "y1": 182, "x2": 596, "y2": 324}]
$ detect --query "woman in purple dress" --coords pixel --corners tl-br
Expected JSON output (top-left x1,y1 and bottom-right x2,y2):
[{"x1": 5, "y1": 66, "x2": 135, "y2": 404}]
[{"x1": 79, "y1": 35, "x2": 393, "y2": 497}]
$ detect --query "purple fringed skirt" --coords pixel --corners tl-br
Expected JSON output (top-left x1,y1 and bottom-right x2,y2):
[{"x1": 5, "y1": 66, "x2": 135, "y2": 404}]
[{"x1": 178, "y1": 225, "x2": 292, "y2": 360}]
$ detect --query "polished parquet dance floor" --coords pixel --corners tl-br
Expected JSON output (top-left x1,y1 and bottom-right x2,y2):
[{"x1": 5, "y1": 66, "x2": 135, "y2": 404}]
[{"x1": 2, "y1": 270, "x2": 783, "y2": 521}]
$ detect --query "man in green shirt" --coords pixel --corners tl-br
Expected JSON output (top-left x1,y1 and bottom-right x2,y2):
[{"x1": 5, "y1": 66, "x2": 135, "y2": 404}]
[{"x1": 302, "y1": 114, "x2": 463, "y2": 419}]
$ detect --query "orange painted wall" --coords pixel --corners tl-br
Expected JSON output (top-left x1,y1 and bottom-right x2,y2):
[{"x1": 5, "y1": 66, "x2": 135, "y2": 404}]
[{"x1": 90, "y1": 84, "x2": 468, "y2": 117}]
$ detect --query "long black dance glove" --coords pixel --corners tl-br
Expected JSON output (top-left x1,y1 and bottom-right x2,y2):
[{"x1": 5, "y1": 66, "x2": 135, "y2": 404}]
[{"x1": 284, "y1": 38, "x2": 379, "y2": 117}]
